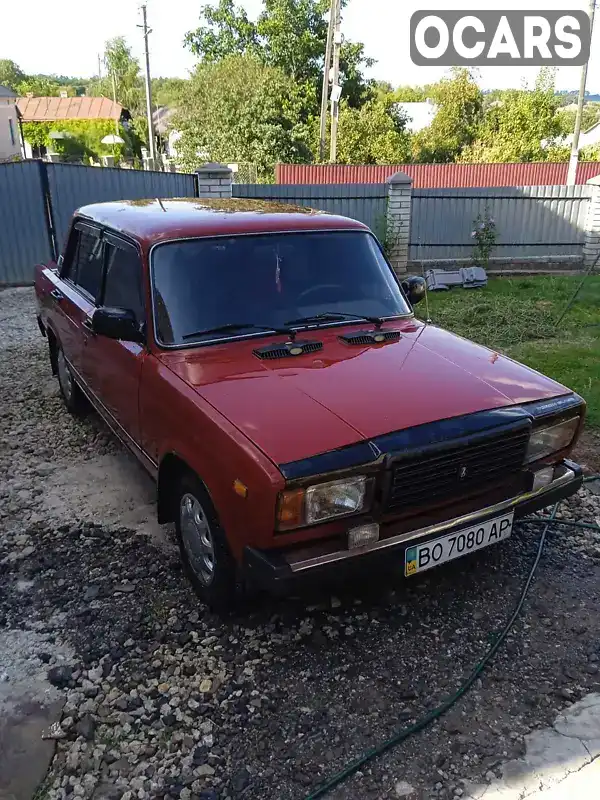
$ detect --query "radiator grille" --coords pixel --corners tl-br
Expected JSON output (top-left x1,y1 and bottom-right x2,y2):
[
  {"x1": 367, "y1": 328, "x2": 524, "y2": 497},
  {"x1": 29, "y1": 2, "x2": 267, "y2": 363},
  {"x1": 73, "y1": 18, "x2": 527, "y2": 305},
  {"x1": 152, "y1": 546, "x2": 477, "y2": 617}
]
[{"x1": 384, "y1": 426, "x2": 530, "y2": 515}]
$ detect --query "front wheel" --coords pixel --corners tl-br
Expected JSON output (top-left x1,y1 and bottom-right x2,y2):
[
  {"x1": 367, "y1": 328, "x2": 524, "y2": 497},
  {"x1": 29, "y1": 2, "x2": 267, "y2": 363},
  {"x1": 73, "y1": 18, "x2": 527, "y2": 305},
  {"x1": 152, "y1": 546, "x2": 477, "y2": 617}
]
[{"x1": 175, "y1": 473, "x2": 238, "y2": 611}]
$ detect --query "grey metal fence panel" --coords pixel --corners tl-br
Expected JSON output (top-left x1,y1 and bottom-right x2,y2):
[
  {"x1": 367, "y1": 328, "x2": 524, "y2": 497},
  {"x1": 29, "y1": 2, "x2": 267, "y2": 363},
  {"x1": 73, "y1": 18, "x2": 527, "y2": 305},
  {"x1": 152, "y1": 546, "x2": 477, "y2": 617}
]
[
  {"x1": 233, "y1": 183, "x2": 388, "y2": 238},
  {"x1": 0, "y1": 161, "x2": 52, "y2": 285},
  {"x1": 409, "y1": 185, "x2": 592, "y2": 261},
  {"x1": 46, "y1": 163, "x2": 197, "y2": 255}
]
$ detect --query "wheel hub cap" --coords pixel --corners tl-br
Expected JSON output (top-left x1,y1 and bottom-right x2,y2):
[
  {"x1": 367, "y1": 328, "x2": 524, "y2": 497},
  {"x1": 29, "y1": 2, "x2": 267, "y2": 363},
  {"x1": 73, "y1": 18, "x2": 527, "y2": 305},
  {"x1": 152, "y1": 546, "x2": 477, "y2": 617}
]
[
  {"x1": 57, "y1": 351, "x2": 73, "y2": 401},
  {"x1": 180, "y1": 493, "x2": 216, "y2": 586}
]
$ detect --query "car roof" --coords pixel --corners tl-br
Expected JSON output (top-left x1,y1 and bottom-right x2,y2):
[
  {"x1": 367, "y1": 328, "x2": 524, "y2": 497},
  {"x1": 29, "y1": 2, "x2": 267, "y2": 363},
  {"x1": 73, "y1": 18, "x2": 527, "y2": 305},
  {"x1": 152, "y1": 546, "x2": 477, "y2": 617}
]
[{"x1": 76, "y1": 197, "x2": 369, "y2": 248}]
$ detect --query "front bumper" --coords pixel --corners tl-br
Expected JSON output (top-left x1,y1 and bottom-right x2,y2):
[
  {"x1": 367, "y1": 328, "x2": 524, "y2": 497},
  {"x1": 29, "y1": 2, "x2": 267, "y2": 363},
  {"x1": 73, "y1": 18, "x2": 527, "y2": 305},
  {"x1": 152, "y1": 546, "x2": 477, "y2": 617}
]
[{"x1": 243, "y1": 459, "x2": 583, "y2": 591}]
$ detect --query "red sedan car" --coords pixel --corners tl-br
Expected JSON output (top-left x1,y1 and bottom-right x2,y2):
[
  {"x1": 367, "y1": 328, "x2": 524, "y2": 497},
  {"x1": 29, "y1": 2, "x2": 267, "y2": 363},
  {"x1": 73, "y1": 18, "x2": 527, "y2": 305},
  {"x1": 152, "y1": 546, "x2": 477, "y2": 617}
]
[{"x1": 35, "y1": 199, "x2": 585, "y2": 608}]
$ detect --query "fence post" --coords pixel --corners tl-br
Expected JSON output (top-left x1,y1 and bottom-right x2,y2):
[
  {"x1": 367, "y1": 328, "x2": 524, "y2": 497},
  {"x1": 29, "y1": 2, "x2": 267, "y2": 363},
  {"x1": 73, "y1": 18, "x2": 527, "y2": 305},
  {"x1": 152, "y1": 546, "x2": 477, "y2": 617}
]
[
  {"x1": 37, "y1": 160, "x2": 57, "y2": 261},
  {"x1": 196, "y1": 162, "x2": 233, "y2": 199},
  {"x1": 385, "y1": 171, "x2": 412, "y2": 276},
  {"x1": 583, "y1": 175, "x2": 600, "y2": 269}
]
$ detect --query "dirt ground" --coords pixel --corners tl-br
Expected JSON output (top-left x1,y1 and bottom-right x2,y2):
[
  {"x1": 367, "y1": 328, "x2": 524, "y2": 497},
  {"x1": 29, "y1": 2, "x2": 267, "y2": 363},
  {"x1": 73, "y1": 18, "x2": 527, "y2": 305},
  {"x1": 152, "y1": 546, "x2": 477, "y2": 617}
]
[
  {"x1": 1, "y1": 287, "x2": 600, "y2": 800},
  {"x1": 574, "y1": 430, "x2": 600, "y2": 474}
]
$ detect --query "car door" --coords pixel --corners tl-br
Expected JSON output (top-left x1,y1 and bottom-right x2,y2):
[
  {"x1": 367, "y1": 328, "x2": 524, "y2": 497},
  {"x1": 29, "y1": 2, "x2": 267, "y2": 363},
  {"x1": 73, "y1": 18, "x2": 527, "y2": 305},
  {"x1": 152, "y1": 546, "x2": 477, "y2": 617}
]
[
  {"x1": 52, "y1": 221, "x2": 103, "y2": 382},
  {"x1": 83, "y1": 232, "x2": 147, "y2": 446}
]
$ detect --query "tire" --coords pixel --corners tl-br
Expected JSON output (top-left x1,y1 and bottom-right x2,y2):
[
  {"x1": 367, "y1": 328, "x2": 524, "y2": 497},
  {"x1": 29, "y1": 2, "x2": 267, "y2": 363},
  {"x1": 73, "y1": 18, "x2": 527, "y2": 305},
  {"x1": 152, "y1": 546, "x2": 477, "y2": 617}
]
[
  {"x1": 56, "y1": 345, "x2": 87, "y2": 416},
  {"x1": 175, "y1": 472, "x2": 238, "y2": 611}
]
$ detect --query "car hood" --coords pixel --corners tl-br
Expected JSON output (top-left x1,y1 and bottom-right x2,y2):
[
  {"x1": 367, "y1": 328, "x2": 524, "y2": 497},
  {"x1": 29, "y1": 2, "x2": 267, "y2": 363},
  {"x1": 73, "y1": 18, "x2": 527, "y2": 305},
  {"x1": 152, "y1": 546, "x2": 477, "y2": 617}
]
[{"x1": 161, "y1": 320, "x2": 570, "y2": 465}]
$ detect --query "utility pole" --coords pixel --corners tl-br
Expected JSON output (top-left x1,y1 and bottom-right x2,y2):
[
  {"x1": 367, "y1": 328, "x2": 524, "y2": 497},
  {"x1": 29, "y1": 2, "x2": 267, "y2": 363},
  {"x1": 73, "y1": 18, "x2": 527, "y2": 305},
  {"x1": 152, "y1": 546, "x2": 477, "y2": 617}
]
[
  {"x1": 139, "y1": 3, "x2": 157, "y2": 166},
  {"x1": 97, "y1": 54, "x2": 102, "y2": 80},
  {"x1": 329, "y1": 0, "x2": 342, "y2": 163},
  {"x1": 567, "y1": 0, "x2": 596, "y2": 186},
  {"x1": 318, "y1": 0, "x2": 335, "y2": 162}
]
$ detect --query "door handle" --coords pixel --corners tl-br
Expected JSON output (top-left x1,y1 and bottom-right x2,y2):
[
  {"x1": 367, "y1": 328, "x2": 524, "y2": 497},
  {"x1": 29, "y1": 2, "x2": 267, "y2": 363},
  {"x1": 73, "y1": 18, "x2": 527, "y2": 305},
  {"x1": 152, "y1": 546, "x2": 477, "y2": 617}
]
[{"x1": 50, "y1": 288, "x2": 64, "y2": 301}]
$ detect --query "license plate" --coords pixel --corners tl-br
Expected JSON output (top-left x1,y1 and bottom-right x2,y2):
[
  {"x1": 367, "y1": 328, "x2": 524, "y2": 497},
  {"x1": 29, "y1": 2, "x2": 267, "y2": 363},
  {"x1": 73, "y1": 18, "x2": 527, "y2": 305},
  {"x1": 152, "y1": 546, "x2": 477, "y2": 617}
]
[{"x1": 404, "y1": 512, "x2": 514, "y2": 577}]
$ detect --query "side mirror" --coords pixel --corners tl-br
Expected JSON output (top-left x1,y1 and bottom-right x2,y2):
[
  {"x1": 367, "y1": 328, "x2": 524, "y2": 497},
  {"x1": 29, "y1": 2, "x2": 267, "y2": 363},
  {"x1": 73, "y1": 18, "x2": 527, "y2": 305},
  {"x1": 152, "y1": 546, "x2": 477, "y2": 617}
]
[
  {"x1": 92, "y1": 307, "x2": 145, "y2": 343},
  {"x1": 401, "y1": 275, "x2": 426, "y2": 306}
]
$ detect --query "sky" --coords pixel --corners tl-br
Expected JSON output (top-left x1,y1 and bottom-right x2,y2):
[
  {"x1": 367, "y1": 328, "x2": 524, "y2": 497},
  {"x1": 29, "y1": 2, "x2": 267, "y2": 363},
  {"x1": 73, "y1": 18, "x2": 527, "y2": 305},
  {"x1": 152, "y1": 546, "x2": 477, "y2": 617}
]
[{"x1": 1, "y1": 0, "x2": 599, "y2": 93}]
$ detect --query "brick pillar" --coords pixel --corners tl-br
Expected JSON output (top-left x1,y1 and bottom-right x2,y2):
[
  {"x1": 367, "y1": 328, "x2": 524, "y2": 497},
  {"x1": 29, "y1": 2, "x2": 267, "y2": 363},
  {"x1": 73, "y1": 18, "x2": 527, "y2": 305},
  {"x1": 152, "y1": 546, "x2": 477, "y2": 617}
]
[
  {"x1": 583, "y1": 175, "x2": 600, "y2": 269},
  {"x1": 385, "y1": 171, "x2": 412, "y2": 276},
  {"x1": 196, "y1": 162, "x2": 233, "y2": 199}
]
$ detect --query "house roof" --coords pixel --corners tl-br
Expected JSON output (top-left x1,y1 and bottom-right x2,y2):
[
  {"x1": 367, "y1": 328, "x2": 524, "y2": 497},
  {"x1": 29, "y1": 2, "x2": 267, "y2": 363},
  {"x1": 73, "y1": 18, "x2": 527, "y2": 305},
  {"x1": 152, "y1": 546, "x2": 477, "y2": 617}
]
[
  {"x1": 583, "y1": 120, "x2": 600, "y2": 135},
  {"x1": 152, "y1": 106, "x2": 177, "y2": 135},
  {"x1": 0, "y1": 84, "x2": 17, "y2": 97},
  {"x1": 16, "y1": 96, "x2": 125, "y2": 122}
]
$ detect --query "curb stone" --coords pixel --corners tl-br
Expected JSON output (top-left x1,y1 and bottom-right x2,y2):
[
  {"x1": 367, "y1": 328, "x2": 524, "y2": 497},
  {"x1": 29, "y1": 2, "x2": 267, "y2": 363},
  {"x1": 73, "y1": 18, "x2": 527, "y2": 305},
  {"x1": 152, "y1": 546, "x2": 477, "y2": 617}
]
[{"x1": 462, "y1": 694, "x2": 600, "y2": 799}]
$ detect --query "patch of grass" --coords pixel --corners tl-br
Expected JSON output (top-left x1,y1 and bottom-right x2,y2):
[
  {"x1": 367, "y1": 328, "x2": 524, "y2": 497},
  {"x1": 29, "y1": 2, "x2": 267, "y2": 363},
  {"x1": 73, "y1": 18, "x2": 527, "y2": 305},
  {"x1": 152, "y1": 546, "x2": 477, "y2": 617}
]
[
  {"x1": 509, "y1": 334, "x2": 600, "y2": 428},
  {"x1": 418, "y1": 275, "x2": 600, "y2": 427}
]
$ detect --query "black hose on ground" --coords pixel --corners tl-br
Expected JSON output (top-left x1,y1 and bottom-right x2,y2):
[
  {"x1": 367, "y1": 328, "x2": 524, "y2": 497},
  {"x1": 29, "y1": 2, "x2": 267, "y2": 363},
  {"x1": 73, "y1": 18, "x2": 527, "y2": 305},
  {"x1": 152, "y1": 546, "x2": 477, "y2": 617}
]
[
  {"x1": 528, "y1": 517, "x2": 600, "y2": 532},
  {"x1": 304, "y1": 475, "x2": 600, "y2": 798},
  {"x1": 304, "y1": 504, "x2": 562, "y2": 799},
  {"x1": 583, "y1": 474, "x2": 600, "y2": 483}
]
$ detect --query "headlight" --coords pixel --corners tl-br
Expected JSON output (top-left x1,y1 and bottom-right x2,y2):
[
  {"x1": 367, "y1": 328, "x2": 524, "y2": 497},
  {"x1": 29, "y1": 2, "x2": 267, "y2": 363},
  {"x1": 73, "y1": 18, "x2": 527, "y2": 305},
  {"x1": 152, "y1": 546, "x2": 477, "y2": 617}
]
[
  {"x1": 306, "y1": 476, "x2": 367, "y2": 524},
  {"x1": 276, "y1": 476, "x2": 369, "y2": 530},
  {"x1": 526, "y1": 417, "x2": 579, "y2": 463}
]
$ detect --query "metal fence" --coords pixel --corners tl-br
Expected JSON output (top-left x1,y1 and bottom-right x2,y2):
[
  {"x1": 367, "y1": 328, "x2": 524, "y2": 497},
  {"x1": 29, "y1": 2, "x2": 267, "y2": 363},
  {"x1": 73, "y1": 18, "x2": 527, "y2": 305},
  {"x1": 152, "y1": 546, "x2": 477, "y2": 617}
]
[
  {"x1": 47, "y1": 163, "x2": 197, "y2": 254},
  {"x1": 0, "y1": 161, "x2": 53, "y2": 285},
  {"x1": 233, "y1": 183, "x2": 388, "y2": 239},
  {"x1": 0, "y1": 160, "x2": 197, "y2": 284},
  {"x1": 409, "y1": 185, "x2": 592, "y2": 262},
  {"x1": 2, "y1": 165, "x2": 593, "y2": 286}
]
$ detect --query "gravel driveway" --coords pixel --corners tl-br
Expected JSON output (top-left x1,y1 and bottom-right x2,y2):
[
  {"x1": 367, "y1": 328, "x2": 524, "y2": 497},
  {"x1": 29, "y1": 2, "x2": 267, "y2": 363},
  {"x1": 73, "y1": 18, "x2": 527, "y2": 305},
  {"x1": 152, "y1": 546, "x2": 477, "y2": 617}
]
[{"x1": 1, "y1": 287, "x2": 600, "y2": 800}]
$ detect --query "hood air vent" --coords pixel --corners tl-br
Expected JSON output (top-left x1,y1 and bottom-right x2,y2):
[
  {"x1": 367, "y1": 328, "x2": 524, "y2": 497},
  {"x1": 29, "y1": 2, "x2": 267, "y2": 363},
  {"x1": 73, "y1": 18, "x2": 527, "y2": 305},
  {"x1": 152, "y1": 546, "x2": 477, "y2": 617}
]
[
  {"x1": 339, "y1": 329, "x2": 401, "y2": 346},
  {"x1": 253, "y1": 340, "x2": 323, "y2": 360}
]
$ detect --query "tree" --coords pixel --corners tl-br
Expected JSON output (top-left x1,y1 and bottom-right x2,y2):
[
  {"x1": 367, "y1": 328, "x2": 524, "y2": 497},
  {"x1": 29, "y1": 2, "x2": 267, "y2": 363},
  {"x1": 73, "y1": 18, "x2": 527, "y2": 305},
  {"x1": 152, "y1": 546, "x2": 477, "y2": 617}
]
[
  {"x1": 333, "y1": 98, "x2": 411, "y2": 164},
  {"x1": 580, "y1": 144, "x2": 600, "y2": 161},
  {"x1": 17, "y1": 77, "x2": 66, "y2": 96},
  {"x1": 460, "y1": 70, "x2": 563, "y2": 163},
  {"x1": 392, "y1": 85, "x2": 427, "y2": 103},
  {"x1": 88, "y1": 37, "x2": 144, "y2": 115},
  {"x1": 152, "y1": 78, "x2": 187, "y2": 108},
  {"x1": 184, "y1": 0, "x2": 260, "y2": 61},
  {"x1": 411, "y1": 68, "x2": 483, "y2": 163},
  {"x1": 0, "y1": 59, "x2": 25, "y2": 91},
  {"x1": 338, "y1": 40, "x2": 374, "y2": 109},
  {"x1": 184, "y1": 0, "x2": 373, "y2": 113},
  {"x1": 557, "y1": 104, "x2": 600, "y2": 135},
  {"x1": 173, "y1": 55, "x2": 312, "y2": 179}
]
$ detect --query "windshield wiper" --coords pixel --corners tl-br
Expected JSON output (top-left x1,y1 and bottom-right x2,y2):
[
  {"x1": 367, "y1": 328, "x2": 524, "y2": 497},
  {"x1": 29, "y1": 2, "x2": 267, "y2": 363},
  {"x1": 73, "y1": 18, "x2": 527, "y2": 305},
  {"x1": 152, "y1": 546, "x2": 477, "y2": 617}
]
[
  {"x1": 285, "y1": 312, "x2": 385, "y2": 328},
  {"x1": 182, "y1": 323, "x2": 294, "y2": 341}
]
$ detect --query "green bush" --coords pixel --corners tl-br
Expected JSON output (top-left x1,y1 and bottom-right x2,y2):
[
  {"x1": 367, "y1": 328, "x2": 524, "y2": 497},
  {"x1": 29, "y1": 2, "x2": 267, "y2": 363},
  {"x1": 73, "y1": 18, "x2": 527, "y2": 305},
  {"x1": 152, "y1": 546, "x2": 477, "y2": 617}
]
[{"x1": 21, "y1": 119, "x2": 140, "y2": 163}]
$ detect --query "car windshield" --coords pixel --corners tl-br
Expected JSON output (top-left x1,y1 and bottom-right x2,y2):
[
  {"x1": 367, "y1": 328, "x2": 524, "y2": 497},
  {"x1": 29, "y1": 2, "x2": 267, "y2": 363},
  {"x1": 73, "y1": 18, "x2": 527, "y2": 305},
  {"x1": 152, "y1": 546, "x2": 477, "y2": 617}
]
[{"x1": 151, "y1": 230, "x2": 412, "y2": 345}]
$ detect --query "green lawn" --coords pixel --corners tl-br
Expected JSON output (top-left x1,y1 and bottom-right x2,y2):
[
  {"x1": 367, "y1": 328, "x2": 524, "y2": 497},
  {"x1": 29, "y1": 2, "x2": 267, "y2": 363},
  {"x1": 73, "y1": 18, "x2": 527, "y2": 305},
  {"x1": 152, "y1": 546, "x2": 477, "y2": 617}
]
[{"x1": 417, "y1": 275, "x2": 600, "y2": 428}]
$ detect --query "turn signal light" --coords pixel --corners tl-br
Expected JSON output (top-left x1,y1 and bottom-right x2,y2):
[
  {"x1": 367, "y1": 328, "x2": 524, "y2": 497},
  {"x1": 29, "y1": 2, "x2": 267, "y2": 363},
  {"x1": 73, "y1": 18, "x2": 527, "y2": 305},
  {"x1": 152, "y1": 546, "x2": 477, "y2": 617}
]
[
  {"x1": 233, "y1": 479, "x2": 248, "y2": 498},
  {"x1": 276, "y1": 488, "x2": 305, "y2": 530}
]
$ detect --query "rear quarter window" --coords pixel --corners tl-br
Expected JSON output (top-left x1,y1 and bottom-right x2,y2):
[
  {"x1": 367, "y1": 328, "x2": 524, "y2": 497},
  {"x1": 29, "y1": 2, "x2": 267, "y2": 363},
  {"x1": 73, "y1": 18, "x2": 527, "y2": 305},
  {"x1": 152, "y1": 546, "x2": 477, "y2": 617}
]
[{"x1": 63, "y1": 223, "x2": 103, "y2": 301}]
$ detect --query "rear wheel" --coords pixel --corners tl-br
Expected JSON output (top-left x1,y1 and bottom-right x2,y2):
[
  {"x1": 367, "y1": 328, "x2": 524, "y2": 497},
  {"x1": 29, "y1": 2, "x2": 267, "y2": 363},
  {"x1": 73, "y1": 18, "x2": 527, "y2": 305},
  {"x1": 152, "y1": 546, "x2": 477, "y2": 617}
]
[
  {"x1": 175, "y1": 473, "x2": 238, "y2": 611},
  {"x1": 56, "y1": 345, "x2": 87, "y2": 416}
]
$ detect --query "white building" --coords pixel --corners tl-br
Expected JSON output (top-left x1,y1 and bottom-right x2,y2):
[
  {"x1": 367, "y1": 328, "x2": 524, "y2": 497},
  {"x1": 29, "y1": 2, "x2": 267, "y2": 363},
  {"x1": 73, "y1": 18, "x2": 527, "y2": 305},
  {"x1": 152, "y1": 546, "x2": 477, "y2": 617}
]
[
  {"x1": 0, "y1": 103, "x2": 21, "y2": 160},
  {"x1": 563, "y1": 121, "x2": 600, "y2": 150}
]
